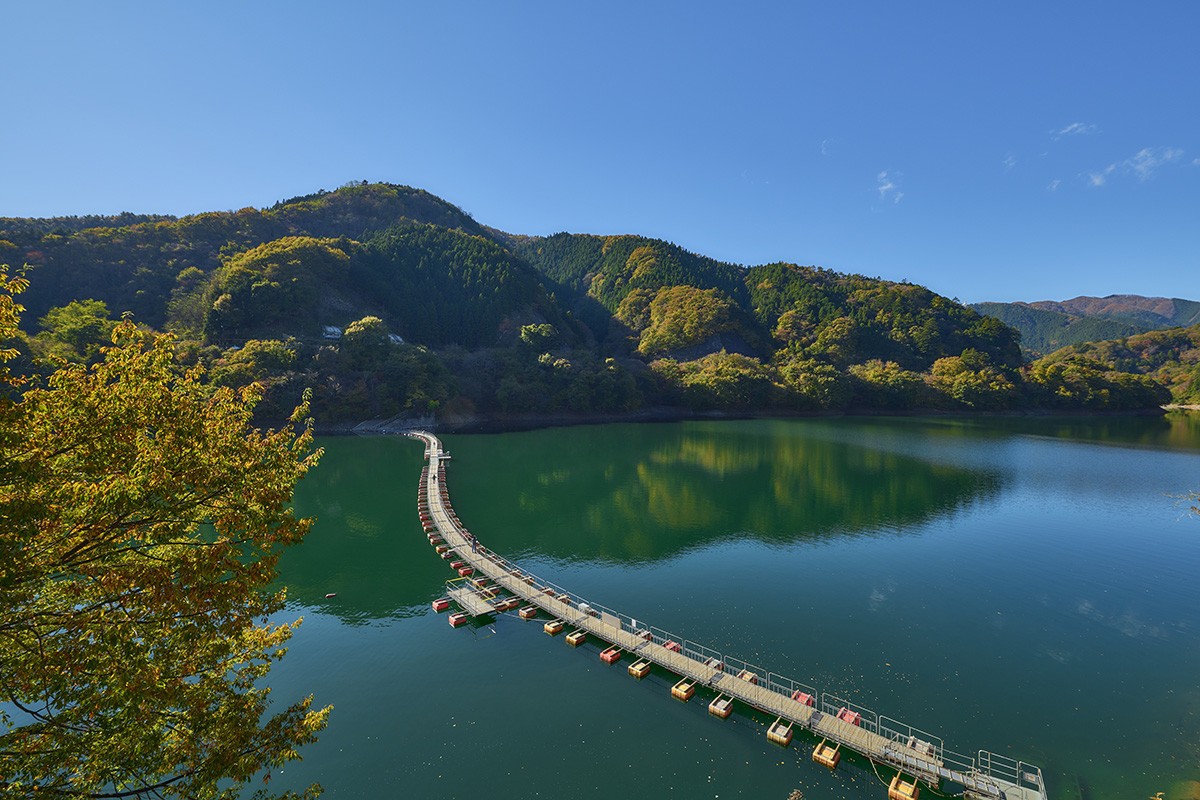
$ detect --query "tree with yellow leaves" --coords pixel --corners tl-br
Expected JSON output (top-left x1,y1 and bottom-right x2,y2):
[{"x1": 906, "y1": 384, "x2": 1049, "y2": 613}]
[{"x1": 0, "y1": 270, "x2": 329, "y2": 798}]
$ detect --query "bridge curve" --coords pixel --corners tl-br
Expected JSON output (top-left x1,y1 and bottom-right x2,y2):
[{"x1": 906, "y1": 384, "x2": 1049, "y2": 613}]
[{"x1": 409, "y1": 431, "x2": 1048, "y2": 800}]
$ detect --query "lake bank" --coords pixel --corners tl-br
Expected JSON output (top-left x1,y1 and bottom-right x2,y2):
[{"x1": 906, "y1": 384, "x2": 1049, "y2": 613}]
[{"x1": 315, "y1": 402, "x2": 1179, "y2": 436}]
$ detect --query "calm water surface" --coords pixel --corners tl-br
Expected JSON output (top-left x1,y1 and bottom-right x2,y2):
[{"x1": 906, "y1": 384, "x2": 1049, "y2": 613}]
[{"x1": 269, "y1": 414, "x2": 1200, "y2": 800}]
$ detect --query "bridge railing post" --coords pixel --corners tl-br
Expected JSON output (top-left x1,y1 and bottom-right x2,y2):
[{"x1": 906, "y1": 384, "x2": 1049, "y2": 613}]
[
  {"x1": 1020, "y1": 761, "x2": 1046, "y2": 794},
  {"x1": 683, "y1": 640, "x2": 725, "y2": 672},
  {"x1": 878, "y1": 715, "x2": 944, "y2": 763},
  {"x1": 820, "y1": 692, "x2": 879, "y2": 735},
  {"x1": 940, "y1": 747, "x2": 980, "y2": 780},
  {"x1": 724, "y1": 655, "x2": 767, "y2": 687},
  {"x1": 767, "y1": 673, "x2": 819, "y2": 708},
  {"x1": 978, "y1": 750, "x2": 1038, "y2": 791},
  {"x1": 648, "y1": 625, "x2": 673, "y2": 647}
]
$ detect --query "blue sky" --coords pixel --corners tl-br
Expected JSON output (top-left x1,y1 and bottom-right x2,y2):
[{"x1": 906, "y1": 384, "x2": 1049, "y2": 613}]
[{"x1": 3, "y1": 2, "x2": 1197, "y2": 303}]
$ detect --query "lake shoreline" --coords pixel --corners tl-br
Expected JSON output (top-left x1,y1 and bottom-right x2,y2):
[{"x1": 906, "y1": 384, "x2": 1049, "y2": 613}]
[{"x1": 315, "y1": 403, "x2": 1177, "y2": 436}]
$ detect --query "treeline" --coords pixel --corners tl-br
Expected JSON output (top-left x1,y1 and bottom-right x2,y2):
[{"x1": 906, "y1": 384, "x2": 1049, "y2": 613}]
[
  {"x1": 2, "y1": 183, "x2": 1173, "y2": 425},
  {"x1": 1037, "y1": 325, "x2": 1200, "y2": 404}
]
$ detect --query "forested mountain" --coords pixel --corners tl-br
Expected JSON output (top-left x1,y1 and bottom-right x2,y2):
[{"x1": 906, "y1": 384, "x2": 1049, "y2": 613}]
[
  {"x1": 1, "y1": 183, "x2": 1171, "y2": 426},
  {"x1": 1, "y1": 183, "x2": 491, "y2": 329},
  {"x1": 514, "y1": 233, "x2": 754, "y2": 348},
  {"x1": 747, "y1": 263, "x2": 1022, "y2": 369},
  {"x1": 188, "y1": 224, "x2": 573, "y2": 350},
  {"x1": 1038, "y1": 324, "x2": 1200, "y2": 404},
  {"x1": 972, "y1": 294, "x2": 1200, "y2": 356}
]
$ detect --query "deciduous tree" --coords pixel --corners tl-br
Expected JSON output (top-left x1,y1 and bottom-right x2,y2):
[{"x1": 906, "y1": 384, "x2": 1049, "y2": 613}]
[
  {"x1": 0, "y1": 270, "x2": 329, "y2": 799},
  {"x1": 36, "y1": 298, "x2": 116, "y2": 361}
]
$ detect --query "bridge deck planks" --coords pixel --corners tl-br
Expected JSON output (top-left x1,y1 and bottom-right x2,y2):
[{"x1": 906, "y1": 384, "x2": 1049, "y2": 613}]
[{"x1": 446, "y1": 584, "x2": 497, "y2": 617}]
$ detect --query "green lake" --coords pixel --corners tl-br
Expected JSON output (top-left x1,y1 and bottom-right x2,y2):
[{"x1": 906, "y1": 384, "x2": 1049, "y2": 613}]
[{"x1": 269, "y1": 414, "x2": 1200, "y2": 800}]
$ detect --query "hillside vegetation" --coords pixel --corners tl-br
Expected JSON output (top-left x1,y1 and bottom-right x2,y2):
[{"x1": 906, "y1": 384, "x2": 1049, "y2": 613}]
[
  {"x1": 4, "y1": 183, "x2": 491, "y2": 329},
  {"x1": 1037, "y1": 325, "x2": 1200, "y2": 404},
  {"x1": 1, "y1": 183, "x2": 1171, "y2": 426}
]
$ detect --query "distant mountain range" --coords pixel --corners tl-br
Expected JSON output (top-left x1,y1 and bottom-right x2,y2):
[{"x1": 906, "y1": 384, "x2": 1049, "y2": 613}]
[{"x1": 972, "y1": 295, "x2": 1200, "y2": 356}]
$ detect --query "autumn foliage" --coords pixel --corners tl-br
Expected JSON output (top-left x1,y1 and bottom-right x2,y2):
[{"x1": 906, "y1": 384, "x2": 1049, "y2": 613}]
[{"x1": 0, "y1": 271, "x2": 329, "y2": 799}]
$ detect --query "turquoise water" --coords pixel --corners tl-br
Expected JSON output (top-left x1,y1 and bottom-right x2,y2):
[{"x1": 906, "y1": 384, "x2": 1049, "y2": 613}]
[{"x1": 268, "y1": 415, "x2": 1200, "y2": 800}]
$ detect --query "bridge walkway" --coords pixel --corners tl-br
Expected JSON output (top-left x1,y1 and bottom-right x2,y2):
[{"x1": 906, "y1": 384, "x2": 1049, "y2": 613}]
[{"x1": 407, "y1": 431, "x2": 1047, "y2": 800}]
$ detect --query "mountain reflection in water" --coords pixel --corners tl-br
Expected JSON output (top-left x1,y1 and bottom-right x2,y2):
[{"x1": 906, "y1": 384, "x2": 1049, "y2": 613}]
[
  {"x1": 422, "y1": 419, "x2": 1007, "y2": 563},
  {"x1": 279, "y1": 419, "x2": 1008, "y2": 620},
  {"x1": 277, "y1": 413, "x2": 1200, "y2": 622}
]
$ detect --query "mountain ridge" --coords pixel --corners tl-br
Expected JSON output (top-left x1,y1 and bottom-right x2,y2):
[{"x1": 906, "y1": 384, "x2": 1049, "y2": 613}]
[
  {"x1": 1028, "y1": 294, "x2": 1200, "y2": 328},
  {"x1": 1, "y1": 182, "x2": 1173, "y2": 423},
  {"x1": 971, "y1": 293, "x2": 1200, "y2": 356}
]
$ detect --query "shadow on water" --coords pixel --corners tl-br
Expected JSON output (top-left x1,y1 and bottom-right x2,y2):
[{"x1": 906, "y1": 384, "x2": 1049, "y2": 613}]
[{"x1": 276, "y1": 436, "x2": 446, "y2": 622}]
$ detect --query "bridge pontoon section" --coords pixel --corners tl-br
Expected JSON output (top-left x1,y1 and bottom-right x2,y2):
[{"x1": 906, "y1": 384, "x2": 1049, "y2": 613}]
[{"x1": 407, "y1": 431, "x2": 1048, "y2": 800}]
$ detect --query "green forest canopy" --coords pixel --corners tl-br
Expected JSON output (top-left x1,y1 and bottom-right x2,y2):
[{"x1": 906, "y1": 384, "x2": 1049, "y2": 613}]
[{"x1": 0, "y1": 182, "x2": 1176, "y2": 421}]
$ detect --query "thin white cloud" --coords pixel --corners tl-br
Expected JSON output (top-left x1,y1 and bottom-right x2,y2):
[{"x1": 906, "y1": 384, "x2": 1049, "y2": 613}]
[
  {"x1": 1002, "y1": 154, "x2": 1017, "y2": 171},
  {"x1": 1047, "y1": 179, "x2": 1061, "y2": 191},
  {"x1": 1126, "y1": 146, "x2": 1183, "y2": 180},
  {"x1": 820, "y1": 138, "x2": 831, "y2": 157},
  {"x1": 1194, "y1": 158, "x2": 1200, "y2": 167},
  {"x1": 1086, "y1": 165, "x2": 1114, "y2": 187},
  {"x1": 876, "y1": 170, "x2": 903, "y2": 204},
  {"x1": 1053, "y1": 122, "x2": 1098, "y2": 139},
  {"x1": 1086, "y1": 146, "x2": 1185, "y2": 187}
]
